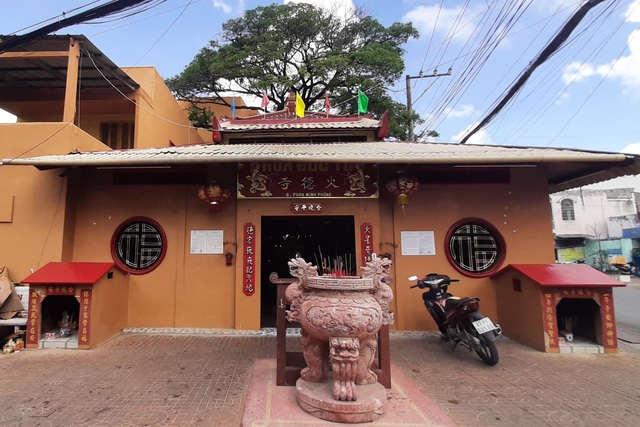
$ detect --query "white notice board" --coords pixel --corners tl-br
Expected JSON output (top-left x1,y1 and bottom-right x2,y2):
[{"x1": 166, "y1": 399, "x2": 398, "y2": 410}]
[
  {"x1": 401, "y1": 231, "x2": 436, "y2": 255},
  {"x1": 190, "y1": 230, "x2": 224, "y2": 254}
]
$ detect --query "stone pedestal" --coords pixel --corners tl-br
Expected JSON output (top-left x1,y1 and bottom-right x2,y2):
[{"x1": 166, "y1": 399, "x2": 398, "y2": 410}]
[{"x1": 296, "y1": 378, "x2": 386, "y2": 423}]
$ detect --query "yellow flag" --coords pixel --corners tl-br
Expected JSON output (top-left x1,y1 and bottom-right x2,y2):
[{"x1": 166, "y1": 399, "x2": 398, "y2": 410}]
[{"x1": 295, "y1": 92, "x2": 305, "y2": 118}]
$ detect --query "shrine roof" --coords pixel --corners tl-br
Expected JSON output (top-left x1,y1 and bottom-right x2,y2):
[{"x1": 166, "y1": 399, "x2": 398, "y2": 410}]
[
  {"x1": 218, "y1": 112, "x2": 382, "y2": 131},
  {"x1": 493, "y1": 264, "x2": 626, "y2": 287},
  {"x1": 21, "y1": 262, "x2": 117, "y2": 285}
]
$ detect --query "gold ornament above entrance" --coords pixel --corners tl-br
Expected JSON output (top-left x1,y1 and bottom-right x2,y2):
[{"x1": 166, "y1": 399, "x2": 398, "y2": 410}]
[{"x1": 238, "y1": 162, "x2": 378, "y2": 198}]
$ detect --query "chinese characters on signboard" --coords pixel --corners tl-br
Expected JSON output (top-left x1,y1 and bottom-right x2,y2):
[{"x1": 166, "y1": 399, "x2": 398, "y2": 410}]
[
  {"x1": 598, "y1": 292, "x2": 617, "y2": 350},
  {"x1": 26, "y1": 289, "x2": 40, "y2": 346},
  {"x1": 79, "y1": 289, "x2": 92, "y2": 347},
  {"x1": 541, "y1": 292, "x2": 558, "y2": 350},
  {"x1": 361, "y1": 223, "x2": 374, "y2": 266},
  {"x1": 238, "y1": 162, "x2": 378, "y2": 198},
  {"x1": 290, "y1": 202, "x2": 324, "y2": 214},
  {"x1": 243, "y1": 223, "x2": 255, "y2": 296},
  {"x1": 45, "y1": 286, "x2": 76, "y2": 295}
]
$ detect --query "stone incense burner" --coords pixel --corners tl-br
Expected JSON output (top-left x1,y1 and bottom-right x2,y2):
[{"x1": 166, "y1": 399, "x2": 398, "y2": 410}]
[{"x1": 285, "y1": 255, "x2": 394, "y2": 423}]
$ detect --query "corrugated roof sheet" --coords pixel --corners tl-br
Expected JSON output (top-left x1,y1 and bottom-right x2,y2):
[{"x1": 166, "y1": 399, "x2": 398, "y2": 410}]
[
  {"x1": 3, "y1": 141, "x2": 640, "y2": 192},
  {"x1": 2, "y1": 141, "x2": 629, "y2": 165}
]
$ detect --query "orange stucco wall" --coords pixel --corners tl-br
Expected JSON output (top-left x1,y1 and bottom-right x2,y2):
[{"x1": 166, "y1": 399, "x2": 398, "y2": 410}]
[
  {"x1": 123, "y1": 67, "x2": 203, "y2": 148},
  {"x1": 0, "y1": 123, "x2": 111, "y2": 279},
  {"x1": 494, "y1": 275, "x2": 546, "y2": 350},
  {"x1": 88, "y1": 268, "x2": 130, "y2": 347},
  {"x1": 391, "y1": 167, "x2": 555, "y2": 331},
  {"x1": 37, "y1": 163, "x2": 553, "y2": 332}
]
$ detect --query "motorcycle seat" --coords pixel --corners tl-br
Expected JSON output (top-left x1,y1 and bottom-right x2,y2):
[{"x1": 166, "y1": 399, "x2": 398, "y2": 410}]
[{"x1": 444, "y1": 296, "x2": 479, "y2": 311}]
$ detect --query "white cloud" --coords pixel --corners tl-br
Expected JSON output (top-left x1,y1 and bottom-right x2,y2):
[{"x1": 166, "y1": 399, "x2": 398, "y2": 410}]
[
  {"x1": 0, "y1": 109, "x2": 16, "y2": 123},
  {"x1": 626, "y1": 0, "x2": 640, "y2": 22},
  {"x1": 554, "y1": 91, "x2": 570, "y2": 105},
  {"x1": 212, "y1": 0, "x2": 232, "y2": 14},
  {"x1": 561, "y1": 61, "x2": 596, "y2": 84},
  {"x1": 284, "y1": 0, "x2": 355, "y2": 16},
  {"x1": 561, "y1": 4, "x2": 640, "y2": 98},
  {"x1": 403, "y1": 5, "x2": 480, "y2": 43},
  {"x1": 452, "y1": 124, "x2": 493, "y2": 145},
  {"x1": 621, "y1": 143, "x2": 640, "y2": 155},
  {"x1": 598, "y1": 29, "x2": 640, "y2": 97},
  {"x1": 444, "y1": 104, "x2": 475, "y2": 118}
]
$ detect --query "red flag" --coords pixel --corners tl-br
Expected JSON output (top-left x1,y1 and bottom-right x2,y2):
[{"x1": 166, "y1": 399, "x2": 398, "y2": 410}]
[
  {"x1": 261, "y1": 93, "x2": 269, "y2": 110},
  {"x1": 325, "y1": 91, "x2": 330, "y2": 117},
  {"x1": 211, "y1": 115, "x2": 222, "y2": 143}
]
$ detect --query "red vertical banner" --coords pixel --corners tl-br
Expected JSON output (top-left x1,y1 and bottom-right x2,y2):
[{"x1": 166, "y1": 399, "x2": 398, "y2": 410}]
[
  {"x1": 598, "y1": 290, "x2": 618, "y2": 352},
  {"x1": 26, "y1": 288, "x2": 41, "y2": 347},
  {"x1": 360, "y1": 222, "x2": 374, "y2": 267},
  {"x1": 541, "y1": 291, "x2": 559, "y2": 351},
  {"x1": 78, "y1": 288, "x2": 92, "y2": 348},
  {"x1": 243, "y1": 223, "x2": 256, "y2": 296}
]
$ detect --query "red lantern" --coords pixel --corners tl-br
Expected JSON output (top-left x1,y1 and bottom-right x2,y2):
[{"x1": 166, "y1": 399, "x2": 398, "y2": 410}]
[
  {"x1": 385, "y1": 172, "x2": 419, "y2": 209},
  {"x1": 198, "y1": 182, "x2": 231, "y2": 213}
]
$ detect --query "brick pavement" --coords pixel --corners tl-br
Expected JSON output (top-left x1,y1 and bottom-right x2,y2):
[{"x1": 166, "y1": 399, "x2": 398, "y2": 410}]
[{"x1": 0, "y1": 329, "x2": 638, "y2": 426}]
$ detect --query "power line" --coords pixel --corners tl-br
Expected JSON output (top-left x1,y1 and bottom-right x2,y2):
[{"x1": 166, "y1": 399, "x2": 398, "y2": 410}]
[
  {"x1": 0, "y1": 0, "x2": 167, "y2": 53},
  {"x1": 458, "y1": 0, "x2": 609, "y2": 144}
]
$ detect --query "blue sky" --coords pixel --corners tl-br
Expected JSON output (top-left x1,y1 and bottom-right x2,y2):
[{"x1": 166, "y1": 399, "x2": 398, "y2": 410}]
[{"x1": 2, "y1": 0, "x2": 640, "y2": 155}]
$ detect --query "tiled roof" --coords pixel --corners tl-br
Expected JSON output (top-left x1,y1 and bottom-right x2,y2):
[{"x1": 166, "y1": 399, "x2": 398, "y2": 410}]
[
  {"x1": 218, "y1": 116, "x2": 381, "y2": 131},
  {"x1": 2, "y1": 141, "x2": 631, "y2": 165},
  {"x1": 4, "y1": 141, "x2": 639, "y2": 192}
]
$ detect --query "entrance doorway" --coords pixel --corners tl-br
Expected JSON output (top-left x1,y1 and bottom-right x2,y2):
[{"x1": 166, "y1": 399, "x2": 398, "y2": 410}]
[{"x1": 260, "y1": 216, "x2": 356, "y2": 327}]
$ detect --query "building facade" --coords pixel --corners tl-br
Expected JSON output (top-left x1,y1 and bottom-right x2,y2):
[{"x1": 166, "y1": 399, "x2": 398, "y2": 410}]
[{"x1": 2, "y1": 36, "x2": 640, "y2": 345}]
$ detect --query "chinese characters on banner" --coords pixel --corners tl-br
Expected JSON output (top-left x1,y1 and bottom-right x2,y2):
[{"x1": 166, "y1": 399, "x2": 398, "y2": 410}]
[
  {"x1": 290, "y1": 202, "x2": 324, "y2": 214},
  {"x1": 598, "y1": 292, "x2": 618, "y2": 350},
  {"x1": 79, "y1": 289, "x2": 92, "y2": 348},
  {"x1": 45, "y1": 285, "x2": 76, "y2": 295},
  {"x1": 541, "y1": 292, "x2": 559, "y2": 350},
  {"x1": 26, "y1": 288, "x2": 41, "y2": 346},
  {"x1": 361, "y1": 223, "x2": 374, "y2": 266},
  {"x1": 238, "y1": 162, "x2": 378, "y2": 198},
  {"x1": 243, "y1": 223, "x2": 255, "y2": 296}
]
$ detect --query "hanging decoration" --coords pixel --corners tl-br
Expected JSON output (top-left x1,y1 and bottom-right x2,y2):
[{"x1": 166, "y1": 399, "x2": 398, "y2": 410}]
[
  {"x1": 198, "y1": 182, "x2": 231, "y2": 213},
  {"x1": 385, "y1": 172, "x2": 419, "y2": 210}
]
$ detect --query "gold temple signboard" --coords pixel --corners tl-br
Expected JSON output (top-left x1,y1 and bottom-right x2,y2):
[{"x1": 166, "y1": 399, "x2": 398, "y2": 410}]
[{"x1": 238, "y1": 162, "x2": 378, "y2": 198}]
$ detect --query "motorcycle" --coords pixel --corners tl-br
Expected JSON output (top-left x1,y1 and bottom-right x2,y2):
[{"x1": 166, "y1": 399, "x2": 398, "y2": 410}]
[{"x1": 409, "y1": 273, "x2": 501, "y2": 366}]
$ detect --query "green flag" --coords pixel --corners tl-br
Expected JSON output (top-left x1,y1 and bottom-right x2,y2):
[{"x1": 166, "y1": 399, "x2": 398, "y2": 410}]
[{"x1": 357, "y1": 89, "x2": 369, "y2": 114}]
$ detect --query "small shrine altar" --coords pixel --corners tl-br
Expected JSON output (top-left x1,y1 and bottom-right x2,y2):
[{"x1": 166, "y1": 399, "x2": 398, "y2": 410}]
[
  {"x1": 492, "y1": 263, "x2": 625, "y2": 354},
  {"x1": 21, "y1": 262, "x2": 127, "y2": 349}
]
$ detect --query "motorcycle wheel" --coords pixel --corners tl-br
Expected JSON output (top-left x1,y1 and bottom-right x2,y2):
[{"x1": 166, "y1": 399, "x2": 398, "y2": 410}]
[{"x1": 475, "y1": 334, "x2": 499, "y2": 366}]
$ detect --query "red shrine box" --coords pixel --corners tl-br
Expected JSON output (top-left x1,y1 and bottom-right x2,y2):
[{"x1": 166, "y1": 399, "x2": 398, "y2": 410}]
[
  {"x1": 492, "y1": 264, "x2": 625, "y2": 354},
  {"x1": 21, "y1": 262, "x2": 127, "y2": 349}
]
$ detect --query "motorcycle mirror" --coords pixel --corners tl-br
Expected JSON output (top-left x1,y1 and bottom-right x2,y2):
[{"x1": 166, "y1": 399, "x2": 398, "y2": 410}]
[{"x1": 408, "y1": 276, "x2": 418, "y2": 281}]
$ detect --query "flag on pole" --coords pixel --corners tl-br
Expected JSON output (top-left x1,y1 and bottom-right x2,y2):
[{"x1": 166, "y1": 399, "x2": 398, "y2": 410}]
[
  {"x1": 295, "y1": 92, "x2": 305, "y2": 118},
  {"x1": 261, "y1": 92, "x2": 269, "y2": 111},
  {"x1": 231, "y1": 96, "x2": 236, "y2": 117},
  {"x1": 357, "y1": 90, "x2": 368, "y2": 114},
  {"x1": 325, "y1": 91, "x2": 330, "y2": 118}
]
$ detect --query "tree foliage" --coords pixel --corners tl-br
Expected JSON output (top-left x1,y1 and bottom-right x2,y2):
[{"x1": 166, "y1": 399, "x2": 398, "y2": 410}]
[{"x1": 166, "y1": 3, "x2": 420, "y2": 139}]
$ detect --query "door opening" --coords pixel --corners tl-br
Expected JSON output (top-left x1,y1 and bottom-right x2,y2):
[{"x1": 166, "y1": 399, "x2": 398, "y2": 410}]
[{"x1": 260, "y1": 216, "x2": 356, "y2": 328}]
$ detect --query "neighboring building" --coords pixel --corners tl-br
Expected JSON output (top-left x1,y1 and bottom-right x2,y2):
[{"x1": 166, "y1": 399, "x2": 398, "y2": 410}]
[
  {"x1": 2, "y1": 35, "x2": 640, "y2": 347},
  {"x1": 551, "y1": 188, "x2": 640, "y2": 267}
]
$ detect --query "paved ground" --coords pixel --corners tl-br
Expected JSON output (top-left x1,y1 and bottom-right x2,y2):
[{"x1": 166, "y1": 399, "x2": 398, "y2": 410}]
[{"x1": 0, "y1": 326, "x2": 639, "y2": 427}]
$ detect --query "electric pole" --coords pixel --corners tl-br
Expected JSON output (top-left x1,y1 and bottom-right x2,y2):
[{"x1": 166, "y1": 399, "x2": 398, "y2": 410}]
[{"x1": 406, "y1": 68, "x2": 451, "y2": 141}]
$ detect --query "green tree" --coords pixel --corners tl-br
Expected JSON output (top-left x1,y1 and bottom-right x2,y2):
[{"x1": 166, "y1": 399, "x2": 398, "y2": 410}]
[{"x1": 166, "y1": 3, "x2": 419, "y2": 139}]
